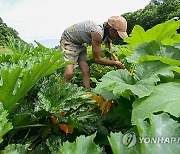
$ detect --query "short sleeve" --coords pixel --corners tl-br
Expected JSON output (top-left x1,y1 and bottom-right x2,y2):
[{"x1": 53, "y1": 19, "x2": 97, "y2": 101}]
[{"x1": 90, "y1": 21, "x2": 104, "y2": 38}]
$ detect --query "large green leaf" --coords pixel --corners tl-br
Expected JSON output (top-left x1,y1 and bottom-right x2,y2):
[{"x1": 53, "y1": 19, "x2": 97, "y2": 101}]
[
  {"x1": 135, "y1": 113, "x2": 180, "y2": 154},
  {"x1": 0, "y1": 51, "x2": 66, "y2": 112},
  {"x1": 124, "y1": 25, "x2": 148, "y2": 49},
  {"x1": 132, "y1": 82, "x2": 180, "y2": 124},
  {"x1": 125, "y1": 19, "x2": 180, "y2": 49},
  {"x1": 60, "y1": 133, "x2": 103, "y2": 154},
  {"x1": 0, "y1": 104, "x2": 13, "y2": 144},
  {"x1": 108, "y1": 113, "x2": 180, "y2": 154},
  {"x1": 93, "y1": 61, "x2": 175, "y2": 99},
  {"x1": 126, "y1": 41, "x2": 180, "y2": 65}
]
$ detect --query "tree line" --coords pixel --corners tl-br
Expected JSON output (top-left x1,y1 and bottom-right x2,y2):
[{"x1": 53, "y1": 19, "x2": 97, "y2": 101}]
[
  {"x1": 0, "y1": 17, "x2": 26, "y2": 47},
  {"x1": 113, "y1": 0, "x2": 180, "y2": 44}
]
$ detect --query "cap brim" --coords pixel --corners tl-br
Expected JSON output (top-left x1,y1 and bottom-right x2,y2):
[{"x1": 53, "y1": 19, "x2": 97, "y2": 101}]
[{"x1": 117, "y1": 31, "x2": 128, "y2": 39}]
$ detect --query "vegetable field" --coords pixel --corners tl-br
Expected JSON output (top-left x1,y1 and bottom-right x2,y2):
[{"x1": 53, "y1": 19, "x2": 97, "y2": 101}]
[{"x1": 0, "y1": 19, "x2": 180, "y2": 154}]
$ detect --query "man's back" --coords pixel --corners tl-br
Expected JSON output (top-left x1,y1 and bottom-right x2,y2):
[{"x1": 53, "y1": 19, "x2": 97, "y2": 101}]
[{"x1": 62, "y1": 20, "x2": 104, "y2": 45}]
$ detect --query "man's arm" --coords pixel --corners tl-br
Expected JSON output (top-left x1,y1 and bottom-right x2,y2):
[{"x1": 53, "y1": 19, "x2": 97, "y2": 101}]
[{"x1": 91, "y1": 32, "x2": 125, "y2": 69}]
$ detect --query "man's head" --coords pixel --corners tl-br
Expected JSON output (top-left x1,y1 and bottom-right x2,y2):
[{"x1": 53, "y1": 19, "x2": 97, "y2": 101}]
[{"x1": 107, "y1": 16, "x2": 128, "y2": 39}]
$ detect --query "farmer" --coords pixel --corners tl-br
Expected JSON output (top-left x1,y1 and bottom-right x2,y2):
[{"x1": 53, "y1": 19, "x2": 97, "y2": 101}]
[{"x1": 60, "y1": 16, "x2": 128, "y2": 90}]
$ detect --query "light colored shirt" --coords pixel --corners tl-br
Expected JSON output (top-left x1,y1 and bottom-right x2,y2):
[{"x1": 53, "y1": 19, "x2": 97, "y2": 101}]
[{"x1": 62, "y1": 20, "x2": 104, "y2": 45}]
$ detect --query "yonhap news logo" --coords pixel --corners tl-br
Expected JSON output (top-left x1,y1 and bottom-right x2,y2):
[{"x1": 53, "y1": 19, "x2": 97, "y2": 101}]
[
  {"x1": 122, "y1": 132, "x2": 180, "y2": 148},
  {"x1": 122, "y1": 132, "x2": 136, "y2": 148}
]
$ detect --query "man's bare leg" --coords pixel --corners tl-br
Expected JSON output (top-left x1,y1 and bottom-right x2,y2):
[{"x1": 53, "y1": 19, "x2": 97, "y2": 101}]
[{"x1": 79, "y1": 61, "x2": 90, "y2": 91}]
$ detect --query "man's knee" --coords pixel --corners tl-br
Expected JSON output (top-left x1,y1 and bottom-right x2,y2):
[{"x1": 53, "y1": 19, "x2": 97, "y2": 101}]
[
  {"x1": 64, "y1": 65, "x2": 74, "y2": 82},
  {"x1": 64, "y1": 71, "x2": 74, "y2": 81}
]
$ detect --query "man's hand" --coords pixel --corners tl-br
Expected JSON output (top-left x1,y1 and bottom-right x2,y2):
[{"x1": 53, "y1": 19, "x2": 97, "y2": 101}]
[
  {"x1": 114, "y1": 61, "x2": 126, "y2": 69},
  {"x1": 109, "y1": 53, "x2": 125, "y2": 69},
  {"x1": 110, "y1": 53, "x2": 119, "y2": 61}
]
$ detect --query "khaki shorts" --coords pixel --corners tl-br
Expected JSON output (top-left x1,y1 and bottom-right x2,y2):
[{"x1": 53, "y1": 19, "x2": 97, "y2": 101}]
[{"x1": 60, "y1": 37, "x2": 87, "y2": 64}]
